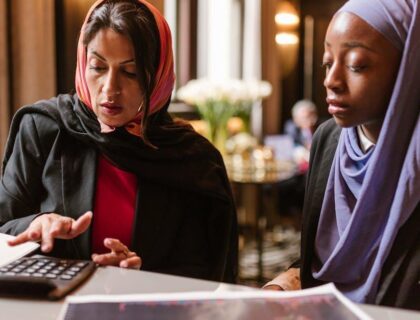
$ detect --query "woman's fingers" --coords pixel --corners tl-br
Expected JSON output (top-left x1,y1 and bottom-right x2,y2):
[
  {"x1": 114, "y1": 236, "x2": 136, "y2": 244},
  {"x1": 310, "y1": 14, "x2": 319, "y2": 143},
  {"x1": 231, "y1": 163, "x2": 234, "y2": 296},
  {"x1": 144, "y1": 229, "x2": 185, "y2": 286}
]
[
  {"x1": 263, "y1": 268, "x2": 301, "y2": 291},
  {"x1": 120, "y1": 255, "x2": 142, "y2": 269},
  {"x1": 7, "y1": 220, "x2": 43, "y2": 246},
  {"x1": 41, "y1": 221, "x2": 55, "y2": 252},
  {"x1": 49, "y1": 217, "x2": 72, "y2": 238},
  {"x1": 7, "y1": 212, "x2": 92, "y2": 251},
  {"x1": 7, "y1": 228, "x2": 38, "y2": 246},
  {"x1": 103, "y1": 238, "x2": 127, "y2": 253},
  {"x1": 92, "y1": 253, "x2": 141, "y2": 269},
  {"x1": 49, "y1": 211, "x2": 93, "y2": 240},
  {"x1": 92, "y1": 238, "x2": 141, "y2": 270},
  {"x1": 91, "y1": 252, "x2": 126, "y2": 266},
  {"x1": 263, "y1": 284, "x2": 284, "y2": 291},
  {"x1": 68, "y1": 211, "x2": 93, "y2": 238}
]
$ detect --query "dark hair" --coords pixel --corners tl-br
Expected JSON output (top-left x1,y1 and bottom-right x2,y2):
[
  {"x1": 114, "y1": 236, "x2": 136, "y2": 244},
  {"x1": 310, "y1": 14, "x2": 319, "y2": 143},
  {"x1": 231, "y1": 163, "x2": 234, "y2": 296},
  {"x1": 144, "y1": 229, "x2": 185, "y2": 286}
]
[{"x1": 83, "y1": 0, "x2": 160, "y2": 143}]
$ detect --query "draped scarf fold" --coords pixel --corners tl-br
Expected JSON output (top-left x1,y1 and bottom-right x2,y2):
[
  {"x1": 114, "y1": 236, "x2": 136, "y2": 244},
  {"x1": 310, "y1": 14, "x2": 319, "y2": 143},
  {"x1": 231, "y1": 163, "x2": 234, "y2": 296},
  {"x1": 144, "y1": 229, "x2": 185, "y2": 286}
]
[
  {"x1": 75, "y1": 0, "x2": 175, "y2": 137},
  {"x1": 313, "y1": 0, "x2": 420, "y2": 303},
  {"x1": 4, "y1": 94, "x2": 233, "y2": 204}
]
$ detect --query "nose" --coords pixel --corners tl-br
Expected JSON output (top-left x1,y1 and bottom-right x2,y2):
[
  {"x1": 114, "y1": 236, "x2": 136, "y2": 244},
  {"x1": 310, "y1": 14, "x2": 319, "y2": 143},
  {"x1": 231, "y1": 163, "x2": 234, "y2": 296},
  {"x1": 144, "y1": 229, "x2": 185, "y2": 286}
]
[
  {"x1": 102, "y1": 69, "x2": 121, "y2": 97},
  {"x1": 323, "y1": 63, "x2": 345, "y2": 93}
]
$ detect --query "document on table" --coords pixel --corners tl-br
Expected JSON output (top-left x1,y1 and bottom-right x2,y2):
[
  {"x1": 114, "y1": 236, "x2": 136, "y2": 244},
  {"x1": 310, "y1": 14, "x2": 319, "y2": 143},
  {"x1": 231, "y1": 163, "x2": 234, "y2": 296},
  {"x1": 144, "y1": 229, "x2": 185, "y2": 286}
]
[
  {"x1": 58, "y1": 283, "x2": 372, "y2": 320},
  {"x1": 0, "y1": 233, "x2": 39, "y2": 267}
]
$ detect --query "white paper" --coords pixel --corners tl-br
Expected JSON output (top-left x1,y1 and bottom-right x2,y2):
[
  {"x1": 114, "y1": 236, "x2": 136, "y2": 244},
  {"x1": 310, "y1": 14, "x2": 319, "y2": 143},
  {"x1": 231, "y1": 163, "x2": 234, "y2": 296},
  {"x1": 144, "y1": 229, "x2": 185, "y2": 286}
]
[
  {"x1": 60, "y1": 283, "x2": 372, "y2": 320},
  {"x1": 0, "y1": 233, "x2": 39, "y2": 267}
]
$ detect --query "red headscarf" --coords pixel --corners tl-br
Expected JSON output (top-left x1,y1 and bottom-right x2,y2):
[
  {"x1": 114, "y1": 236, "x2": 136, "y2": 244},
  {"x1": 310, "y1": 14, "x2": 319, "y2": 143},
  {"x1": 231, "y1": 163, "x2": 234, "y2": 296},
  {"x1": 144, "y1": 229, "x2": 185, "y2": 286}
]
[{"x1": 75, "y1": 0, "x2": 175, "y2": 137}]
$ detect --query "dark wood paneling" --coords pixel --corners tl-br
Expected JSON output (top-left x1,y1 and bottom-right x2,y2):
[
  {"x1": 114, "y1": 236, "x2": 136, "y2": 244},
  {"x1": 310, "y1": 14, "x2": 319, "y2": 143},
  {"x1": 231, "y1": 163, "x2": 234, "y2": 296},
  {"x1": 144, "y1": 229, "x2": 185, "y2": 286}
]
[
  {"x1": 300, "y1": 0, "x2": 346, "y2": 120},
  {"x1": 261, "y1": 0, "x2": 282, "y2": 135},
  {"x1": 177, "y1": 0, "x2": 197, "y2": 88},
  {"x1": 311, "y1": 18, "x2": 331, "y2": 119},
  {"x1": 56, "y1": 0, "x2": 96, "y2": 94}
]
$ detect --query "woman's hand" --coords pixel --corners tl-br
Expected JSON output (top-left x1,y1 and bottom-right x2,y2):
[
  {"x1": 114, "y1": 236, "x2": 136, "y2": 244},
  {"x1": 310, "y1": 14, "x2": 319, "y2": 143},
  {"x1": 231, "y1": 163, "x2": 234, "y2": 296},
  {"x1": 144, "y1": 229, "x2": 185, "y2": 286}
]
[
  {"x1": 263, "y1": 268, "x2": 301, "y2": 291},
  {"x1": 8, "y1": 211, "x2": 93, "y2": 252},
  {"x1": 92, "y1": 238, "x2": 142, "y2": 270}
]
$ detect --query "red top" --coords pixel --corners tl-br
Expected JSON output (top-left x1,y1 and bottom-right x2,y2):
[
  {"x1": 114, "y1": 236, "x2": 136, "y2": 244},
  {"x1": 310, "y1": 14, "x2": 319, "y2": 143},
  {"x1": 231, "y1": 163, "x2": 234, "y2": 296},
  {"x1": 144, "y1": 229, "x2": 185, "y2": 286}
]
[{"x1": 91, "y1": 155, "x2": 137, "y2": 254}]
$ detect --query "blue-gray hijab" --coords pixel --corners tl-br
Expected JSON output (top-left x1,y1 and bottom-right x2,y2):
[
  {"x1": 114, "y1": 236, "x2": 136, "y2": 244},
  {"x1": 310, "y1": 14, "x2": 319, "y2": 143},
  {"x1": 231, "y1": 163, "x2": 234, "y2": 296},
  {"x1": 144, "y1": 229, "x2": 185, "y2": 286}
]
[{"x1": 313, "y1": 0, "x2": 420, "y2": 303}]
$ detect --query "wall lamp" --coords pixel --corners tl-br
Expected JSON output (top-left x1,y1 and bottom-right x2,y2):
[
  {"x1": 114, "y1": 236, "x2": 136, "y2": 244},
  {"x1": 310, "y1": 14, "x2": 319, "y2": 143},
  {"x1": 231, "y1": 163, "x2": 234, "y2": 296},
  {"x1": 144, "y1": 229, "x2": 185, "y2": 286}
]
[{"x1": 275, "y1": 1, "x2": 300, "y2": 45}]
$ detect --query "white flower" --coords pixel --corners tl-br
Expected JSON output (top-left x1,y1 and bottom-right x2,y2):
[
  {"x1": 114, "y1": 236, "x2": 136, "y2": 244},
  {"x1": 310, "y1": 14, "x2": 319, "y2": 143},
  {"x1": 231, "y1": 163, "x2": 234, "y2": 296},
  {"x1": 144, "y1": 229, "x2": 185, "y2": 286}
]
[
  {"x1": 177, "y1": 78, "x2": 273, "y2": 142},
  {"x1": 177, "y1": 78, "x2": 272, "y2": 106}
]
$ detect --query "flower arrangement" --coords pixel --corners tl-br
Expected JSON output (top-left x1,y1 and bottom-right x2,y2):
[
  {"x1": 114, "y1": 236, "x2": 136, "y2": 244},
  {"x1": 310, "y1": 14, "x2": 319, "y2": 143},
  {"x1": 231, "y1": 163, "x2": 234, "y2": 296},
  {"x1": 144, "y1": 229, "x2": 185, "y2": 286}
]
[{"x1": 177, "y1": 78, "x2": 272, "y2": 152}]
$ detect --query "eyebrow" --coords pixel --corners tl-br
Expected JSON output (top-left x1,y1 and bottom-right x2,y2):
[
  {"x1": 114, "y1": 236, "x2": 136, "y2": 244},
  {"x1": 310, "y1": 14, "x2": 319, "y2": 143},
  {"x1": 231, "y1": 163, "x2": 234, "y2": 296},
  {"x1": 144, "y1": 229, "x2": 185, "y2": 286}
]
[
  {"x1": 325, "y1": 41, "x2": 376, "y2": 53},
  {"x1": 90, "y1": 51, "x2": 135, "y2": 64}
]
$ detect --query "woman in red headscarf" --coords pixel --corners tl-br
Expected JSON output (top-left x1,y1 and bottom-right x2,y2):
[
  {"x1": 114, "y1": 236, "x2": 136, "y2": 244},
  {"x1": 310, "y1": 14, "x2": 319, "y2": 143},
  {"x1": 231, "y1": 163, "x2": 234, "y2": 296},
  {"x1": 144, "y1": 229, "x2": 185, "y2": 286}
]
[{"x1": 0, "y1": 0, "x2": 237, "y2": 283}]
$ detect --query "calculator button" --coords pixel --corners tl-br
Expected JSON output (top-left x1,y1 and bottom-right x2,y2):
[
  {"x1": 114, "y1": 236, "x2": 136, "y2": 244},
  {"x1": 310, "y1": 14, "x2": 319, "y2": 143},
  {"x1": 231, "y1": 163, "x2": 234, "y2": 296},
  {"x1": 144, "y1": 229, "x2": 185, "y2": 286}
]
[
  {"x1": 32, "y1": 273, "x2": 44, "y2": 277},
  {"x1": 60, "y1": 275, "x2": 73, "y2": 280},
  {"x1": 69, "y1": 267, "x2": 81, "y2": 272},
  {"x1": 45, "y1": 274, "x2": 57, "y2": 279},
  {"x1": 75, "y1": 262, "x2": 88, "y2": 268},
  {"x1": 21, "y1": 261, "x2": 35, "y2": 267}
]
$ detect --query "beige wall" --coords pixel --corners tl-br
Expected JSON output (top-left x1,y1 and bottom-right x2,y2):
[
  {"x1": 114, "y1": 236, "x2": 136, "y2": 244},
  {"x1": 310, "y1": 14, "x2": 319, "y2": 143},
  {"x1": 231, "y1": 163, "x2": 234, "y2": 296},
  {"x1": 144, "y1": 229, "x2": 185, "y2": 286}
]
[
  {"x1": 148, "y1": 0, "x2": 164, "y2": 13},
  {"x1": 0, "y1": 0, "x2": 56, "y2": 157},
  {"x1": 10, "y1": 0, "x2": 56, "y2": 110},
  {"x1": 0, "y1": 0, "x2": 10, "y2": 157}
]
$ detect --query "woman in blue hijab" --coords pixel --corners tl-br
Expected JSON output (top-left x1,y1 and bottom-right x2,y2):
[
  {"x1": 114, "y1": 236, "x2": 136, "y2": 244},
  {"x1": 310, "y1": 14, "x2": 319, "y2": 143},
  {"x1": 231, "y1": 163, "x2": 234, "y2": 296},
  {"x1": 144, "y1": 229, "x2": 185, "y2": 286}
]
[{"x1": 266, "y1": 0, "x2": 419, "y2": 310}]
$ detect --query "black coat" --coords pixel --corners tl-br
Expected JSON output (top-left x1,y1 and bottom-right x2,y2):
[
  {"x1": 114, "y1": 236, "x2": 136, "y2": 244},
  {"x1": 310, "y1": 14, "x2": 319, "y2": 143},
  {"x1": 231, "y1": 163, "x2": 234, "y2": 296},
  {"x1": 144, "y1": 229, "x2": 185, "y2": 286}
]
[
  {"x1": 299, "y1": 119, "x2": 420, "y2": 310},
  {"x1": 0, "y1": 94, "x2": 238, "y2": 283}
]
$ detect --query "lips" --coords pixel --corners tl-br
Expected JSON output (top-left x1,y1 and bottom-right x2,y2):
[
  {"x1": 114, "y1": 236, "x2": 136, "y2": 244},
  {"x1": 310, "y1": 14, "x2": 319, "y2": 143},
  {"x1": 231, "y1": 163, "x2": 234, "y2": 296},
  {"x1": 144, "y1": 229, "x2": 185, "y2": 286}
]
[
  {"x1": 100, "y1": 101, "x2": 123, "y2": 115},
  {"x1": 326, "y1": 97, "x2": 349, "y2": 116}
]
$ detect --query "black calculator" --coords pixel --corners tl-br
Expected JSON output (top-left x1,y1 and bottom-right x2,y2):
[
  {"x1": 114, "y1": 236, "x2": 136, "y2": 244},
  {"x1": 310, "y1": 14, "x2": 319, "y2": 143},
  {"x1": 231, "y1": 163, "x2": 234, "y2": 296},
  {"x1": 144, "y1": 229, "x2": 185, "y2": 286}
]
[{"x1": 0, "y1": 255, "x2": 96, "y2": 300}]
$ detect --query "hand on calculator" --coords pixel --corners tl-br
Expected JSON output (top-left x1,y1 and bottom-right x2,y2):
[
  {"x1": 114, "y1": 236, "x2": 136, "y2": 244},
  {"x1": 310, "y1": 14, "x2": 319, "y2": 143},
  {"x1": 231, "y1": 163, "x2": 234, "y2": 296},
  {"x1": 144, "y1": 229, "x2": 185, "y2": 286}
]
[
  {"x1": 8, "y1": 212, "x2": 141, "y2": 270},
  {"x1": 7, "y1": 211, "x2": 93, "y2": 252}
]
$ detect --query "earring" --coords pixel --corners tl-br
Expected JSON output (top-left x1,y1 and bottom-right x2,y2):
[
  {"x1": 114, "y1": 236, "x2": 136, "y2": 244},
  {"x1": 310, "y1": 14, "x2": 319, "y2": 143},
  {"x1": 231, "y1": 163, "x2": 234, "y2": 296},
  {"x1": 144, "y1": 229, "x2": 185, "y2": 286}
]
[{"x1": 137, "y1": 102, "x2": 144, "y2": 112}]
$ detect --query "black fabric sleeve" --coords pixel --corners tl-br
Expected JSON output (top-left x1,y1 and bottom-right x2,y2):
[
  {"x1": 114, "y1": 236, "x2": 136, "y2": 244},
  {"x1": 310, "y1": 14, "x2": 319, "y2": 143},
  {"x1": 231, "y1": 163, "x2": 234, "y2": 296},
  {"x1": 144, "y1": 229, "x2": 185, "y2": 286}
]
[
  {"x1": 207, "y1": 199, "x2": 237, "y2": 283},
  {"x1": 149, "y1": 196, "x2": 237, "y2": 284},
  {"x1": 287, "y1": 120, "x2": 338, "y2": 272},
  {"x1": 0, "y1": 114, "x2": 57, "y2": 235}
]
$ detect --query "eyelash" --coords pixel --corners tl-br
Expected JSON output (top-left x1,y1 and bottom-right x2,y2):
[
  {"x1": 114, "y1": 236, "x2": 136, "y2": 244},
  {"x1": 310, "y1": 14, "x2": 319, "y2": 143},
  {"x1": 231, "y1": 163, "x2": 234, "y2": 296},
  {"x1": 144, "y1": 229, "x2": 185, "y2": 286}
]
[
  {"x1": 321, "y1": 62, "x2": 332, "y2": 71},
  {"x1": 320, "y1": 62, "x2": 366, "y2": 73},
  {"x1": 123, "y1": 70, "x2": 137, "y2": 78},
  {"x1": 89, "y1": 66, "x2": 106, "y2": 72},
  {"x1": 89, "y1": 66, "x2": 137, "y2": 78},
  {"x1": 346, "y1": 65, "x2": 366, "y2": 73}
]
